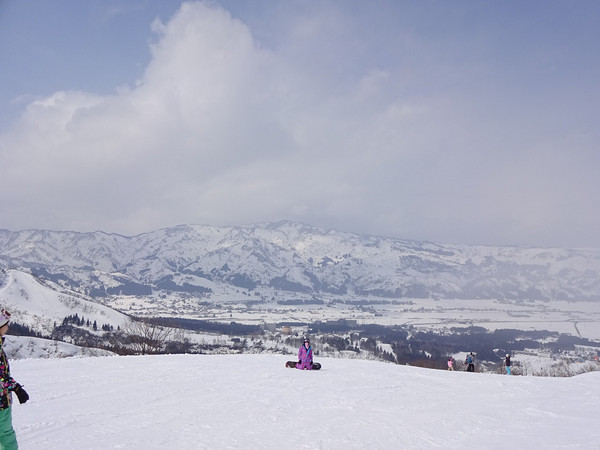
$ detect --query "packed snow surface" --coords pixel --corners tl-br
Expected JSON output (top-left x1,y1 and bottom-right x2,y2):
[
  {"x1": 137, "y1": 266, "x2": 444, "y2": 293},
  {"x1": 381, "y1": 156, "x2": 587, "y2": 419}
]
[{"x1": 11, "y1": 354, "x2": 600, "y2": 449}]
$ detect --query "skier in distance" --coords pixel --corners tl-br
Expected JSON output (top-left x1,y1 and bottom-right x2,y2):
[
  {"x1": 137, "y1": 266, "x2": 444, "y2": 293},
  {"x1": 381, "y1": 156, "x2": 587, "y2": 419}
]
[{"x1": 505, "y1": 353, "x2": 512, "y2": 375}]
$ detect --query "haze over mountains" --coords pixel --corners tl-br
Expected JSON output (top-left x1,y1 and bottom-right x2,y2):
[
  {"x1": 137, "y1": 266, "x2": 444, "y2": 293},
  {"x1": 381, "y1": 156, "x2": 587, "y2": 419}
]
[{"x1": 1, "y1": 221, "x2": 599, "y2": 304}]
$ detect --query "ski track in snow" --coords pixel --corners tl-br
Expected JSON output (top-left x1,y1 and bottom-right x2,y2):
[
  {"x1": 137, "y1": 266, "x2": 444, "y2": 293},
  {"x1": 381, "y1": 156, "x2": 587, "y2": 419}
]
[{"x1": 9, "y1": 354, "x2": 600, "y2": 449}]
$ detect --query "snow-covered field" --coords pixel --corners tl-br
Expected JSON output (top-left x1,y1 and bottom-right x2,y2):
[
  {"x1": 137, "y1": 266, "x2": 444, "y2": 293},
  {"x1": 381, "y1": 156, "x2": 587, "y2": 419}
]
[
  {"x1": 10, "y1": 354, "x2": 600, "y2": 449},
  {"x1": 109, "y1": 290, "x2": 600, "y2": 340},
  {"x1": 5, "y1": 336, "x2": 115, "y2": 359}
]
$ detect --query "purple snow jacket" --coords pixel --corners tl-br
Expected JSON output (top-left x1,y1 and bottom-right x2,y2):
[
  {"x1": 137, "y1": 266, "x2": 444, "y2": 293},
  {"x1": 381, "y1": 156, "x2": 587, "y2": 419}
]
[
  {"x1": 297, "y1": 343, "x2": 313, "y2": 370},
  {"x1": 0, "y1": 338, "x2": 17, "y2": 410}
]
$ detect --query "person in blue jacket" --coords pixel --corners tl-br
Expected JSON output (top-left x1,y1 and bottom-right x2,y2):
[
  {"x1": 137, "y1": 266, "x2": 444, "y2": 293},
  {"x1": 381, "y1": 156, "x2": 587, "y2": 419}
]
[{"x1": 465, "y1": 352, "x2": 475, "y2": 372}]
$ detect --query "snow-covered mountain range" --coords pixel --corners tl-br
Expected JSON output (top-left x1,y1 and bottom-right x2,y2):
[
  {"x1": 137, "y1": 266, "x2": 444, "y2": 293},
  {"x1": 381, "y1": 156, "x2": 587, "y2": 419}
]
[{"x1": 1, "y1": 221, "x2": 599, "y2": 303}]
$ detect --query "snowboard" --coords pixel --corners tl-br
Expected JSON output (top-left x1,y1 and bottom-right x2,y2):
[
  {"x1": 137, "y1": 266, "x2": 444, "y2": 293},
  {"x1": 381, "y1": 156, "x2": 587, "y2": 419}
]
[{"x1": 285, "y1": 361, "x2": 321, "y2": 370}]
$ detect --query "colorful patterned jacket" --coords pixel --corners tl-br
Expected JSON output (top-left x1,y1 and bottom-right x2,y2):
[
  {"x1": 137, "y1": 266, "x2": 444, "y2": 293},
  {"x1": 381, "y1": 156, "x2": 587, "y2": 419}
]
[
  {"x1": 297, "y1": 344, "x2": 313, "y2": 370},
  {"x1": 0, "y1": 338, "x2": 17, "y2": 410}
]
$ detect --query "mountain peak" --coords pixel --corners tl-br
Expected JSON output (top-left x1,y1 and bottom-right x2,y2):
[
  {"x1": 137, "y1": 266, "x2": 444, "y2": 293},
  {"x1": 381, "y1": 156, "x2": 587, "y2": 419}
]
[{"x1": 1, "y1": 222, "x2": 599, "y2": 302}]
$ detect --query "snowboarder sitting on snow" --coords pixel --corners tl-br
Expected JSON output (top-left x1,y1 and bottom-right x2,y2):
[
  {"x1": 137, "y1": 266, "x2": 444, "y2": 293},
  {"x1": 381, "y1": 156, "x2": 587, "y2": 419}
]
[
  {"x1": 505, "y1": 353, "x2": 511, "y2": 375},
  {"x1": 297, "y1": 338, "x2": 313, "y2": 370},
  {"x1": 465, "y1": 353, "x2": 475, "y2": 372},
  {"x1": 0, "y1": 309, "x2": 29, "y2": 450}
]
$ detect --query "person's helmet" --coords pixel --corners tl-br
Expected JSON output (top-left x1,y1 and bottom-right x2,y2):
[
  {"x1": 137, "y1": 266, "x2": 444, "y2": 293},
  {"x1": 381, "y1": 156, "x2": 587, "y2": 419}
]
[{"x1": 506, "y1": 353, "x2": 510, "y2": 357}]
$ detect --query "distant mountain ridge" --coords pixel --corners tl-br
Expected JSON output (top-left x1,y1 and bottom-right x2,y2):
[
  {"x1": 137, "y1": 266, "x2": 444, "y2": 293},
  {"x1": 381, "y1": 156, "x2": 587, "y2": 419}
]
[{"x1": 1, "y1": 221, "x2": 599, "y2": 302}]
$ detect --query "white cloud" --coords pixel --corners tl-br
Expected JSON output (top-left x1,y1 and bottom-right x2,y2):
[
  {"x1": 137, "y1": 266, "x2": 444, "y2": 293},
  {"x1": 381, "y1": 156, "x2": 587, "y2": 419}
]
[
  {"x1": 1, "y1": 2, "x2": 405, "y2": 234},
  {"x1": 1, "y1": 1, "x2": 599, "y2": 247}
]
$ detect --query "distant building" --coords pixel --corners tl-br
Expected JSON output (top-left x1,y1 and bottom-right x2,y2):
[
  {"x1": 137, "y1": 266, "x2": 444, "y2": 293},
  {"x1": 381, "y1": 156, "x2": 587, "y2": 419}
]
[
  {"x1": 263, "y1": 322, "x2": 277, "y2": 332},
  {"x1": 327, "y1": 319, "x2": 358, "y2": 327},
  {"x1": 574, "y1": 344, "x2": 600, "y2": 358}
]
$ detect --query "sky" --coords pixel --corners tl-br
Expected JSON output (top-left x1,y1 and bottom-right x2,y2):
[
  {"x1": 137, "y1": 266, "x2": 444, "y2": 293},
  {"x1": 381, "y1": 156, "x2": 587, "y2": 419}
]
[{"x1": 1, "y1": 1, "x2": 599, "y2": 248}]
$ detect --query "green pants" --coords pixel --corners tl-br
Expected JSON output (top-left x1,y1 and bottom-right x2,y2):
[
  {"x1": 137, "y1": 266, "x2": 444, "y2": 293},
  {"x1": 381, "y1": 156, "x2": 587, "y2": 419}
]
[{"x1": 0, "y1": 407, "x2": 17, "y2": 450}]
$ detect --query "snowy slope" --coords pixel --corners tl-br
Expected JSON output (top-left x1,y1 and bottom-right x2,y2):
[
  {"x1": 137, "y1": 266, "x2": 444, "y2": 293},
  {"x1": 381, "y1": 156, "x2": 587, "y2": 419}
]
[
  {"x1": 5, "y1": 336, "x2": 114, "y2": 359},
  {"x1": 0, "y1": 269, "x2": 129, "y2": 334},
  {"x1": 10, "y1": 354, "x2": 600, "y2": 449}
]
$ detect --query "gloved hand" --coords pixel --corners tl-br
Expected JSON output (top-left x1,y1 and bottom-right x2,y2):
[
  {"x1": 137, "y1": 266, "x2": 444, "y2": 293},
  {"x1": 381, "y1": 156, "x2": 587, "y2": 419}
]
[{"x1": 13, "y1": 384, "x2": 29, "y2": 404}]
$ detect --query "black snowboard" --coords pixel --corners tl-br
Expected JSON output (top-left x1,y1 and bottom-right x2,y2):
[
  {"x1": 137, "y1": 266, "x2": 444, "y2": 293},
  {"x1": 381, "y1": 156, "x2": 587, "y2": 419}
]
[{"x1": 286, "y1": 361, "x2": 321, "y2": 370}]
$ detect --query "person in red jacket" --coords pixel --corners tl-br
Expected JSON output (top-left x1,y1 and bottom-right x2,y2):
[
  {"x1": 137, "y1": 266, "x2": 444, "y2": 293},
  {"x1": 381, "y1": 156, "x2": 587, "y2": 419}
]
[
  {"x1": 297, "y1": 338, "x2": 313, "y2": 370},
  {"x1": 0, "y1": 310, "x2": 29, "y2": 450}
]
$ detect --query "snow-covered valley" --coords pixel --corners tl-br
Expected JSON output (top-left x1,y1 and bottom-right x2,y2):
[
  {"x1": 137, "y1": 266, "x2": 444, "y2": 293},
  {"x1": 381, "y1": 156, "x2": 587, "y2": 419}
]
[
  {"x1": 2, "y1": 267, "x2": 600, "y2": 377},
  {"x1": 1, "y1": 222, "x2": 599, "y2": 449}
]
